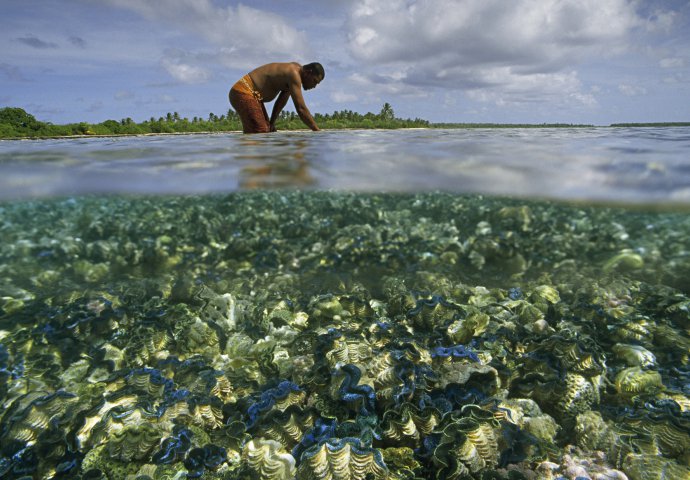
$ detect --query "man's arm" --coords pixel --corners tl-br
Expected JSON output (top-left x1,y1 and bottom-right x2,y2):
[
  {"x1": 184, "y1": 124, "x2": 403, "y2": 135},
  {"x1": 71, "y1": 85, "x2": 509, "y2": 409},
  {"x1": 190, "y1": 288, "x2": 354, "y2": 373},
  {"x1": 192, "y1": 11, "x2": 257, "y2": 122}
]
[
  {"x1": 289, "y1": 79, "x2": 320, "y2": 131},
  {"x1": 269, "y1": 90, "x2": 290, "y2": 131}
]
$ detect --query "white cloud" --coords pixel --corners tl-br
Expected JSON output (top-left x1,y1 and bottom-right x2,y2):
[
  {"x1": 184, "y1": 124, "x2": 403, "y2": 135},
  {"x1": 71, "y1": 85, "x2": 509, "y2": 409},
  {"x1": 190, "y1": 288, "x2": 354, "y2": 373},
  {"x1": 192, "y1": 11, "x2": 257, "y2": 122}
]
[
  {"x1": 157, "y1": 94, "x2": 175, "y2": 103},
  {"x1": 331, "y1": 91, "x2": 358, "y2": 103},
  {"x1": 569, "y1": 92, "x2": 598, "y2": 107},
  {"x1": 644, "y1": 8, "x2": 677, "y2": 33},
  {"x1": 101, "y1": 0, "x2": 311, "y2": 62},
  {"x1": 346, "y1": 0, "x2": 641, "y2": 106},
  {"x1": 618, "y1": 83, "x2": 647, "y2": 96},
  {"x1": 348, "y1": 0, "x2": 639, "y2": 65},
  {"x1": 660, "y1": 57, "x2": 686, "y2": 68},
  {"x1": 161, "y1": 58, "x2": 211, "y2": 84},
  {"x1": 466, "y1": 70, "x2": 597, "y2": 107}
]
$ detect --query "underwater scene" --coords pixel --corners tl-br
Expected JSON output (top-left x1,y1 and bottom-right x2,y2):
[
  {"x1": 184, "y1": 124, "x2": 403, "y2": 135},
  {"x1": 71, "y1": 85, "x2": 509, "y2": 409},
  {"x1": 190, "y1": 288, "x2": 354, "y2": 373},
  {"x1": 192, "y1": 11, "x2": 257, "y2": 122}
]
[{"x1": 1, "y1": 189, "x2": 690, "y2": 480}]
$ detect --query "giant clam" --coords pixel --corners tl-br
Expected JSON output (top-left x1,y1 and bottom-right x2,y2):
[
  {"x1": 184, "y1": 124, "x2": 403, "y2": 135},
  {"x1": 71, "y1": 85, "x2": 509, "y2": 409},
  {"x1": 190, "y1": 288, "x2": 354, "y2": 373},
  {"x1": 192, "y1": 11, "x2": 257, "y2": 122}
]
[
  {"x1": 251, "y1": 406, "x2": 316, "y2": 451},
  {"x1": 623, "y1": 453, "x2": 690, "y2": 480},
  {"x1": 612, "y1": 343, "x2": 657, "y2": 367},
  {"x1": 614, "y1": 367, "x2": 664, "y2": 398},
  {"x1": 380, "y1": 402, "x2": 440, "y2": 447},
  {"x1": 104, "y1": 424, "x2": 162, "y2": 461},
  {"x1": 242, "y1": 437, "x2": 296, "y2": 480},
  {"x1": 296, "y1": 437, "x2": 388, "y2": 480},
  {"x1": 1, "y1": 191, "x2": 690, "y2": 479},
  {"x1": 431, "y1": 408, "x2": 501, "y2": 478}
]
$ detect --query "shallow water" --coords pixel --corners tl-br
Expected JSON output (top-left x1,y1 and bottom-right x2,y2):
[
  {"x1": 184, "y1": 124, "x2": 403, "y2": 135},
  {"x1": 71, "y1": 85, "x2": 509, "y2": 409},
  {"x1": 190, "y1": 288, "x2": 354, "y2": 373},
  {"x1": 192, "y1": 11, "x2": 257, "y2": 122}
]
[
  {"x1": 1, "y1": 127, "x2": 690, "y2": 204},
  {"x1": 1, "y1": 129, "x2": 690, "y2": 479}
]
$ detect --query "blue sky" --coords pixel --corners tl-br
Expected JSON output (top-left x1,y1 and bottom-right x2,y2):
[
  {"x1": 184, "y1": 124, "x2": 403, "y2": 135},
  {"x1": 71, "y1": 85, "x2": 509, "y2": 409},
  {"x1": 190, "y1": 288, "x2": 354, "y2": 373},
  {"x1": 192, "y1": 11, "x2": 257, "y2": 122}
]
[{"x1": 1, "y1": 0, "x2": 688, "y2": 125}]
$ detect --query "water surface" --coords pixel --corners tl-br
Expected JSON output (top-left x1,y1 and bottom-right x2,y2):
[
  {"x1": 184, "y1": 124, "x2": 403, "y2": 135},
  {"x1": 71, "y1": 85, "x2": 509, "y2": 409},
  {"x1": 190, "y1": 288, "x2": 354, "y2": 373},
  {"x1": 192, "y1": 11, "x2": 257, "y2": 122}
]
[{"x1": 1, "y1": 127, "x2": 689, "y2": 204}]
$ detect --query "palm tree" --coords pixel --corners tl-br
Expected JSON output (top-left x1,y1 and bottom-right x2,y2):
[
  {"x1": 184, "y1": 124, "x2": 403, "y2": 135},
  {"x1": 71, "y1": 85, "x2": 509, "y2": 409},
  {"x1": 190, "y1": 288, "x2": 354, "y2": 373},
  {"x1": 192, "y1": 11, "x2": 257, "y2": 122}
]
[{"x1": 379, "y1": 103, "x2": 394, "y2": 121}]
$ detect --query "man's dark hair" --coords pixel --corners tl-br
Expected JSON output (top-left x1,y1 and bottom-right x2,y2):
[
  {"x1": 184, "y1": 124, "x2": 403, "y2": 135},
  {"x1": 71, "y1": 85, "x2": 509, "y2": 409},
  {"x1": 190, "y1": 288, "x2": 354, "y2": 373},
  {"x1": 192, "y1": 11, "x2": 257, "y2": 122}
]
[{"x1": 304, "y1": 62, "x2": 325, "y2": 79}]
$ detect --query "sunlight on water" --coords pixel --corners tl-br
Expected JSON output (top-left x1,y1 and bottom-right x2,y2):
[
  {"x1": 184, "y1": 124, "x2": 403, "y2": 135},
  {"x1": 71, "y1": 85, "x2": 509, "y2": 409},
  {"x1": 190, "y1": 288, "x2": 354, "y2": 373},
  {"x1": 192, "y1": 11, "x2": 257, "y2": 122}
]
[{"x1": 1, "y1": 127, "x2": 689, "y2": 204}]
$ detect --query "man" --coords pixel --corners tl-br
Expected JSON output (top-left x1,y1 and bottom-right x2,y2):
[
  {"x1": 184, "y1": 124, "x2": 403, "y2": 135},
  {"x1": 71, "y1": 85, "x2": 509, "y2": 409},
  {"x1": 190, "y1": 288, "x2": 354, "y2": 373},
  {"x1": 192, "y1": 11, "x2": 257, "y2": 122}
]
[{"x1": 229, "y1": 62, "x2": 324, "y2": 133}]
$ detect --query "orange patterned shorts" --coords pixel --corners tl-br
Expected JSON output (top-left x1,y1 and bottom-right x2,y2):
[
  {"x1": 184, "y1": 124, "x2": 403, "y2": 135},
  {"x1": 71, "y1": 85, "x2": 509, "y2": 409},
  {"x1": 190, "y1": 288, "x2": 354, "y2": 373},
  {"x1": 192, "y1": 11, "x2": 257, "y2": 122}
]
[{"x1": 229, "y1": 75, "x2": 270, "y2": 134}]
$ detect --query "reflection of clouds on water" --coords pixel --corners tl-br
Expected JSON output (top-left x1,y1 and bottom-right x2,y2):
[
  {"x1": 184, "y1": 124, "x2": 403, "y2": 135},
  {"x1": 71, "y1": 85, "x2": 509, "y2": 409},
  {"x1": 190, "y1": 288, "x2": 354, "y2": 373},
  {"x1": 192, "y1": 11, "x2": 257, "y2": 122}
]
[{"x1": 0, "y1": 128, "x2": 689, "y2": 206}]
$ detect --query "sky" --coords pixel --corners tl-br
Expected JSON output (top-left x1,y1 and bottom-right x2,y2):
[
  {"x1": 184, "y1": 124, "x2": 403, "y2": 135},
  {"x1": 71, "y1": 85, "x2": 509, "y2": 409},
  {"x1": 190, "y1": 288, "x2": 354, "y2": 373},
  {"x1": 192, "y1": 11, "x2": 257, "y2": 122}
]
[{"x1": 1, "y1": 0, "x2": 689, "y2": 125}]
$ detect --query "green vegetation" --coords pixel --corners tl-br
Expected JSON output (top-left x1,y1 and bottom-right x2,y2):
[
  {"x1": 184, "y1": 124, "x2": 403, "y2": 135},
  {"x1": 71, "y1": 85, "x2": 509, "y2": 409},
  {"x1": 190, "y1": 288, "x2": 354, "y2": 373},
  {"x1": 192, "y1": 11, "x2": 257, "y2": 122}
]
[
  {"x1": 610, "y1": 122, "x2": 690, "y2": 127},
  {"x1": 0, "y1": 103, "x2": 428, "y2": 139},
  {"x1": 2, "y1": 105, "x2": 687, "y2": 139}
]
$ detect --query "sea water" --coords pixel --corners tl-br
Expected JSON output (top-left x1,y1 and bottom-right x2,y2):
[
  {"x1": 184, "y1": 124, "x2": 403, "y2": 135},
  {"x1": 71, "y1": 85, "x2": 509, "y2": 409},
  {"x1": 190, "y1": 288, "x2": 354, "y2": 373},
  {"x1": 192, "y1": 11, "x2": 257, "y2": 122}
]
[
  {"x1": 0, "y1": 128, "x2": 689, "y2": 479},
  {"x1": 1, "y1": 127, "x2": 689, "y2": 202}
]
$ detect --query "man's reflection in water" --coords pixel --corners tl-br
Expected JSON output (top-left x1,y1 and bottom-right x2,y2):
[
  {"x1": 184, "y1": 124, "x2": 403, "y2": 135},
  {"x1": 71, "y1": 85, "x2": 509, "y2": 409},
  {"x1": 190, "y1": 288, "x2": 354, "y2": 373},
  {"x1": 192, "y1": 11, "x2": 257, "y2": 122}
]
[{"x1": 236, "y1": 136, "x2": 315, "y2": 189}]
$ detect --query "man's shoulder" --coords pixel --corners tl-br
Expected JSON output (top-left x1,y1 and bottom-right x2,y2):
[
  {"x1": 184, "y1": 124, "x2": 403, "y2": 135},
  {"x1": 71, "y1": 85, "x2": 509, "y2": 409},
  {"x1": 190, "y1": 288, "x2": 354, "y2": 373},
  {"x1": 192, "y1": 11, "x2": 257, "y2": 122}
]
[
  {"x1": 262, "y1": 61, "x2": 300, "y2": 70},
  {"x1": 280, "y1": 63, "x2": 302, "y2": 83},
  {"x1": 278, "y1": 62, "x2": 301, "y2": 74}
]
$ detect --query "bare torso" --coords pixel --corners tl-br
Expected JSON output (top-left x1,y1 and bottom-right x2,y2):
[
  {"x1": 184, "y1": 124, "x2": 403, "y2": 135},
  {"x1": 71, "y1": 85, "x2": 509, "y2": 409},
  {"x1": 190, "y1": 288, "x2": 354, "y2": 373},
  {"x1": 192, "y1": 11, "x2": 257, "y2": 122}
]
[
  {"x1": 236, "y1": 61, "x2": 320, "y2": 131},
  {"x1": 247, "y1": 62, "x2": 301, "y2": 102}
]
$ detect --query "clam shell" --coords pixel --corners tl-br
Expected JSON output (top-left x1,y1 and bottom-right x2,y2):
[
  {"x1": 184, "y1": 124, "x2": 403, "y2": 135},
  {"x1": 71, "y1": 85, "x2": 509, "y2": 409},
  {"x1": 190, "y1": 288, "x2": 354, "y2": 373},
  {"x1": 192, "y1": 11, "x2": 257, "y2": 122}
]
[
  {"x1": 272, "y1": 387, "x2": 306, "y2": 413},
  {"x1": 530, "y1": 285, "x2": 561, "y2": 304},
  {"x1": 177, "y1": 318, "x2": 221, "y2": 357},
  {"x1": 612, "y1": 343, "x2": 656, "y2": 367},
  {"x1": 338, "y1": 295, "x2": 374, "y2": 318},
  {"x1": 188, "y1": 399, "x2": 224, "y2": 429},
  {"x1": 198, "y1": 292, "x2": 237, "y2": 331},
  {"x1": 2, "y1": 390, "x2": 79, "y2": 445},
  {"x1": 435, "y1": 363, "x2": 499, "y2": 394},
  {"x1": 381, "y1": 403, "x2": 440, "y2": 447},
  {"x1": 297, "y1": 438, "x2": 388, "y2": 480},
  {"x1": 647, "y1": 422, "x2": 690, "y2": 458},
  {"x1": 623, "y1": 453, "x2": 690, "y2": 480},
  {"x1": 242, "y1": 437, "x2": 296, "y2": 480},
  {"x1": 612, "y1": 317, "x2": 654, "y2": 346},
  {"x1": 125, "y1": 329, "x2": 171, "y2": 366},
  {"x1": 575, "y1": 411, "x2": 615, "y2": 452},
  {"x1": 406, "y1": 295, "x2": 461, "y2": 330},
  {"x1": 257, "y1": 407, "x2": 316, "y2": 450},
  {"x1": 124, "y1": 368, "x2": 172, "y2": 397},
  {"x1": 615, "y1": 367, "x2": 664, "y2": 396},
  {"x1": 248, "y1": 381, "x2": 307, "y2": 430},
  {"x1": 433, "y1": 416, "x2": 500, "y2": 478},
  {"x1": 210, "y1": 373, "x2": 236, "y2": 403},
  {"x1": 560, "y1": 373, "x2": 600, "y2": 416},
  {"x1": 654, "y1": 324, "x2": 690, "y2": 360},
  {"x1": 105, "y1": 424, "x2": 162, "y2": 461},
  {"x1": 380, "y1": 447, "x2": 422, "y2": 478},
  {"x1": 446, "y1": 311, "x2": 489, "y2": 344},
  {"x1": 325, "y1": 338, "x2": 372, "y2": 369}
]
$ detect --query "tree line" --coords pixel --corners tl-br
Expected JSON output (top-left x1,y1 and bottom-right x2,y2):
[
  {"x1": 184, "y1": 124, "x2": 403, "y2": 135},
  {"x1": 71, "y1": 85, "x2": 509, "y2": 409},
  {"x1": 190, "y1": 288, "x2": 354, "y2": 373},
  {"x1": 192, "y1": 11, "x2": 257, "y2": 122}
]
[
  {"x1": 5, "y1": 105, "x2": 685, "y2": 139},
  {"x1": 609, "y1": 122, "x2": 690, "y2": 127},
  {"x1": 0, "y1": 103, "x2": 429, "y2": 139}
]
